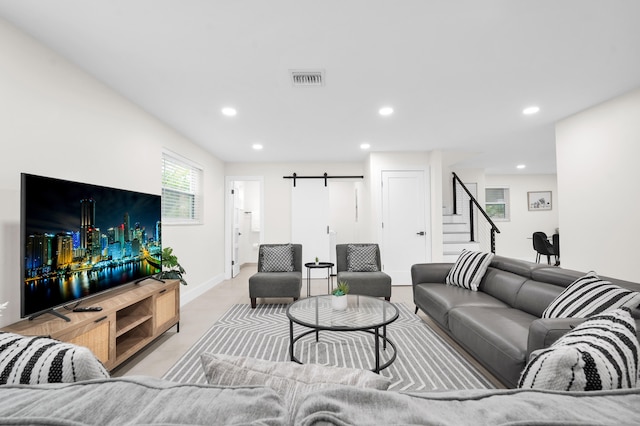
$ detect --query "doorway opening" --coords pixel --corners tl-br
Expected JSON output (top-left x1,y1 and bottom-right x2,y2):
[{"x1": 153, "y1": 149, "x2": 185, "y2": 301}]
[{"x1": 225, "y1": 176, "x2": 264, "y2": 279}]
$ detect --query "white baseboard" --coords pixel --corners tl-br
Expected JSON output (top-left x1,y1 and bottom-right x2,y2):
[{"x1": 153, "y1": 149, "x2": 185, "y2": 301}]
[{"x1": 179, "y1": 273, "x2": 225, "y2": 307}]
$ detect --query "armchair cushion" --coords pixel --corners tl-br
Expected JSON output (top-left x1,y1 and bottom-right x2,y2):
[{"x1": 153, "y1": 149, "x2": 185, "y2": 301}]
[
  {"x1": 347, "y1": 244, "x2": 379, "y2": 272},
  {"x1": 260, "y1": 244, "x2": 294, "y2": 272}
]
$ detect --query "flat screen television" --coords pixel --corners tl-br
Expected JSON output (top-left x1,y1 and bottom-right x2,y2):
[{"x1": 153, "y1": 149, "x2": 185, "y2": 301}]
[{"x1": 21, "y1": 173, "x2": 162, "y2": 321}]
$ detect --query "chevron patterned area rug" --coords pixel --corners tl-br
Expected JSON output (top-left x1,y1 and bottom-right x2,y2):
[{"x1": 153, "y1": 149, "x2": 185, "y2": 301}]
[{"x1": 162, "y1": 303, "x2": 495, "y2": 391}]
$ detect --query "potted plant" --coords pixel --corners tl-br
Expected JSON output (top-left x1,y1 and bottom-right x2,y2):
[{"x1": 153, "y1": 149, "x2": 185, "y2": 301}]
[
  {"x1": 160, "y1": 247, "x2": 187, "y2": 285},
  {"x1": 315, "y1": 256, "x2": 319, "y2": 265},
  {"x1": 331, "y1": 281, "x2": 349, "y2": 310}
]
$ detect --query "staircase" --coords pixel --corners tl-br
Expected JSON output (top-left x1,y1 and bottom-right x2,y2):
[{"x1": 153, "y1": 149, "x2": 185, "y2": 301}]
[
  {"x1": 442, "y1": 214, "x2": 480, "y2": 262},
  {"x1": 442, "y1": 172, "x2": 500, "y2": 261}
]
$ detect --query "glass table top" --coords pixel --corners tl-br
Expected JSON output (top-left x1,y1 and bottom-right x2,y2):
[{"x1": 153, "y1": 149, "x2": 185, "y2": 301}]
[{"x1": 286, "y1": 294, "x2": 399, "y2": 331}]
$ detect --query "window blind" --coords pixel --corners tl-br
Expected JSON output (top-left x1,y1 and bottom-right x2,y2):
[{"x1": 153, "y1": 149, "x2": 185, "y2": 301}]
[
  {"x1": 161, "y1": 152, "x2": 203, "y2": 224},
  {"x1": 485, "y1": 187, "x2": 510, "y2": 220}
]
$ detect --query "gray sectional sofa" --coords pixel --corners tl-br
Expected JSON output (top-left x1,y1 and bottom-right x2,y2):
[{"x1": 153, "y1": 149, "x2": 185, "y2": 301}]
[
  {"x1": 1, "y1": 375, "x2": 640, "y2": 424},
  {"x1": 412, "y1": 255, "x2": 640, "y2": 388}
]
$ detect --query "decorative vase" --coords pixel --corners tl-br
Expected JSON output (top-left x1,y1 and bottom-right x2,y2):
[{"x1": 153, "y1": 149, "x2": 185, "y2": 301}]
[{"x1": 331, "y1": 295, "x2": 348, "y2": 310}]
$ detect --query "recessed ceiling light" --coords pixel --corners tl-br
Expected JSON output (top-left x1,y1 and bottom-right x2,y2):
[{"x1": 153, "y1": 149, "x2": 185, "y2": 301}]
[
  {"x1": 517, "y1": 164, "x2": 526, "y2": 169},
  {"x1": 522, "y1": 106, "x2": 540, "y2": 115},
  {"x1": 221, "y1": 107, "x2": 237, "y2": 117},
  {"x1": 378, "y1": 106, "x2": 394, "y2": 116},
  {"x1": 252, "y1": 143, "x2": 263, "y2": 150},
  {"x1": 360, "y1": 143, "x2": 371, "y2": 150}
]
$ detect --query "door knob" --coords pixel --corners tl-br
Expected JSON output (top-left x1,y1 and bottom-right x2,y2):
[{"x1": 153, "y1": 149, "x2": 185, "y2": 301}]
[{"x1": 416, "y1": 231, "x2": 425, "y2": 236}]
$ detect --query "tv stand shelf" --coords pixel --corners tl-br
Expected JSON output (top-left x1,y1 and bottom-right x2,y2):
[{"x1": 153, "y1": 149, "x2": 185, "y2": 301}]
[
  {"x1": 116, "y1": 314, "x2": 153, "y2": 337},
  {"x1": 2, "y1": 279, "x2": 180, "y2": 371}
]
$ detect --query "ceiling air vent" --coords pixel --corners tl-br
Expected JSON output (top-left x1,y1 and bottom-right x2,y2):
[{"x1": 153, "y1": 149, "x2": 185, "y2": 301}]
[{"x1": 290, "y1": 70, "x2": 324, "y2": 87}]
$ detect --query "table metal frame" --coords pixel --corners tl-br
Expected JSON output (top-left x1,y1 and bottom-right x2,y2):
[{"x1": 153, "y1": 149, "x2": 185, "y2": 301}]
[
  {"x1": 304, "y1": 262, "x2": 334, "y2": 296},
  {"x1": 286, "y1": 295, "x2": 398, "y2": 373}
]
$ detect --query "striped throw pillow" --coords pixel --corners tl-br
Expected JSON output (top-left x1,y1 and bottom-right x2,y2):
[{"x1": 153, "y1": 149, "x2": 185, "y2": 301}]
[
  {"x1": 518, "y1": 309, "x2": 639, "y2": 390},
  {"x1": 0, "y1": 332, "x2": 109, "y2": 384},
  {"x1": 445, "y1": 250, "x2": 494, "y2": 291},
  {"x1": 542, "y1": 273, "x2": 640, "y2": 318}
]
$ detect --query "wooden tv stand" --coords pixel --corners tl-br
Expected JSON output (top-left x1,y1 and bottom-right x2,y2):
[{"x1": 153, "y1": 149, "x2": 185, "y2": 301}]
[{"x1": 2, "y1": 279, "x2": 180, "y2": 371}]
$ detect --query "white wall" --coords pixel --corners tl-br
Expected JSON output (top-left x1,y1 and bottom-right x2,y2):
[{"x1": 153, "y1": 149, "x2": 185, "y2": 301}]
[
  {"x1": 0, "y1": 18, "x2": 225, "y2": 326},
  {"x1": 368, "y1": 152, "x2": 433, "y2": 263},
  {"x1": 226, "y1": 154, "x2": 447, "y2": 270},
  {"x1": 556, "y1": 88, "x2": 640, "y2": 281},
  {"x1": 224, "y1": 162, "x2": 367, "y2": 243},
  {"x1": 485, "y1": 174, "x2": 559, "y2": 262}
]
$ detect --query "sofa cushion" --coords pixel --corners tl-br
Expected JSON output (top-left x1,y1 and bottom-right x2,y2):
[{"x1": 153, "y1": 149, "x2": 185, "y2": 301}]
[
  {"x1": 542, "y1": 273, "x2": 640, "y2": 318},
  {"x1": 293, "y1": 386, "x2": 640, "y2": 425},
  {"x1": 489, "y1": 255, "x2": 545, "y2": 278},
  {"x1": 448, "y1": 307, "x2": 537, "y2": 388},
  {"x1": 336, "y1": 271, "x2": 391, "y2": 298},
  {"x1": 0, "y1": 376, "x2": 287, "y2": 425},
  {"x1": 414, "y1": 283, "x2": 508, "y2": 328},
  {"x1": 200, "y1": 353, "x2": 390, "y2": 414},
  {"x1": 445, "y1": 250, "x2": 494, "y2": 291},
  {"x1": 260, "y1": 244, "x2": 294, "y2": 272},
  {"x1": 478, "y1": 267, "x2": 528, "y2": 307},
  {"x1": 514, "y1": 280, "x2": 565, "y2": 317},
  {"x1": 0, "y1": 332, "x2": 109, "y2": 384},
  {"x1": 347, "y1": 244, "x2": 379, "y2": 272},
  {"x1": 519, "y1": 309, "x2": 639, "y2": 391}
]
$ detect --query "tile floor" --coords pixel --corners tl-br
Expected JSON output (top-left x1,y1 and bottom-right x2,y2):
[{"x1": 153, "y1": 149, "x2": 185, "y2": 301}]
[{"x1": 111, "y1": 264, "x2": 503, "y2": 388}]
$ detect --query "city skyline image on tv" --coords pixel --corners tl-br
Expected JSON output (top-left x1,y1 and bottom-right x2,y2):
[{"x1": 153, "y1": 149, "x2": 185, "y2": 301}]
[{"x1": 21, "y1": 173, "x2": 162, "y2": 318}]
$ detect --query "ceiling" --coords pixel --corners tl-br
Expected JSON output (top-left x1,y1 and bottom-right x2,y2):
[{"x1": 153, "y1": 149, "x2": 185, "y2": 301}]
[{"x1": 1, "y1": 1, "x2": 639, "y2": 174}]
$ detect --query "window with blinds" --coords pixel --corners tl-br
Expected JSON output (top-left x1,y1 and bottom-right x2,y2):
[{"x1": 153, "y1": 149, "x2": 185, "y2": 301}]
[
  {"x1": 485, "y1": 187, "x2": 510, "y2": 221},
  {"x1": 161, "y1": 152, "x2": 203, "y2": 224}
]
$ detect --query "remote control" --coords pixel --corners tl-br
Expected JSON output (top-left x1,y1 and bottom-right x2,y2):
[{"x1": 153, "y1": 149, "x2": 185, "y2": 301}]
[{"x1": 73, "y1": 307, "x2": 103, "y2": 312}]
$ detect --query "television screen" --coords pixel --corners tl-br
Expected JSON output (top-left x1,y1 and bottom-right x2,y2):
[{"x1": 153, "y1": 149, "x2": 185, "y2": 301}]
[{"x1": 21, "y1": 173, "x2": 162, "y2": 319}]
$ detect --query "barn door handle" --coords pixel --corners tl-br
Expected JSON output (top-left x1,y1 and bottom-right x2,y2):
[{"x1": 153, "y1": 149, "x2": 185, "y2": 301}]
[{"x1": 416, "y1": 231, "x2": 425, "y2": 236}]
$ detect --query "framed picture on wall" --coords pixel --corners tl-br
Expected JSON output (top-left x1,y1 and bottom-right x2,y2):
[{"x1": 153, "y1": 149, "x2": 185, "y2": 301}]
[{"x1": 528, "y1": 191, "x2": 552, "y2": 211}]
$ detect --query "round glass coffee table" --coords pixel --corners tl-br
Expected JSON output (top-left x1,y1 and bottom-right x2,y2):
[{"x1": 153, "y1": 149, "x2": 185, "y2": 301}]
[{"x1": 286, "y1": 294, "x2": 398, "y2": 373}]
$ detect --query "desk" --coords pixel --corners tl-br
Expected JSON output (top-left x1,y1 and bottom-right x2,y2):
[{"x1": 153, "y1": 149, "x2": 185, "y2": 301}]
[{"x1": 304, "y1": 262, "x2": 334, "y2": 296}]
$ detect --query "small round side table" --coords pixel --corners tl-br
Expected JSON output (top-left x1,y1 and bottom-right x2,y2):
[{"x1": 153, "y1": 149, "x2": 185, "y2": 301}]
[{"x1": 304, "y1": 262, "x2": 334, "y2": 296}]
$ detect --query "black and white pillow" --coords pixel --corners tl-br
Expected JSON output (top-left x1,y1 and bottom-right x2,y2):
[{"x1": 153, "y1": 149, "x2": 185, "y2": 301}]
[
  {"x1": 260, "y1": 244, "x2": 295, "y2": 272},
  {"x1": 0, "y1": 332, "x2": 109, "y2": 384},
  {"x1": 347, "y1": 244, "x2": 379, "y2": 272},
  {"x1": 542, "y1": 273, "x2": 640, "y2": 318},
  {"x1": 444, "y1": 250, "x2": 494, "y2": 291},
  {"x1": 518, "y1": 308, "x2": 639, "y2": 391}
]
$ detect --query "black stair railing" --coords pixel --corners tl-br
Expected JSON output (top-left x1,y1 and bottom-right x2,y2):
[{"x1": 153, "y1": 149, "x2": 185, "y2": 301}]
[{"x1": 452, "y1": 172, "x2": 501, "y2": 253}]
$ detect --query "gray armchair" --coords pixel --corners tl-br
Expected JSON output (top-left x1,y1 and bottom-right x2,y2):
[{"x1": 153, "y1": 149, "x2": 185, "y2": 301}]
[
  {"x1": 249, "y1": 244, "x2": 302, "y2": 308},
  {"x1": 336, "y1": 244, "x2": 391, "y2": 300}
]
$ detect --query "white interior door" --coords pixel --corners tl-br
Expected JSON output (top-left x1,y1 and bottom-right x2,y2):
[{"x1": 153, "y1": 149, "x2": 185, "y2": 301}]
[
  {"x1": 292, "y1": 179, "x2": 330, "y2": 279},
  {"x1": 231, "y1": 182, "x2": 242, "y2": 277},
  {"x1": 381, "y1": 170, "x2": 429, "y2": 285}
]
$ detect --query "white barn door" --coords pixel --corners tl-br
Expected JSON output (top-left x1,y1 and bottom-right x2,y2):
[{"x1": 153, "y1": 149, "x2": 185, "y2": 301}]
[{"x1": 291, "y1": 180, "x2": 330, "y2": 279}]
